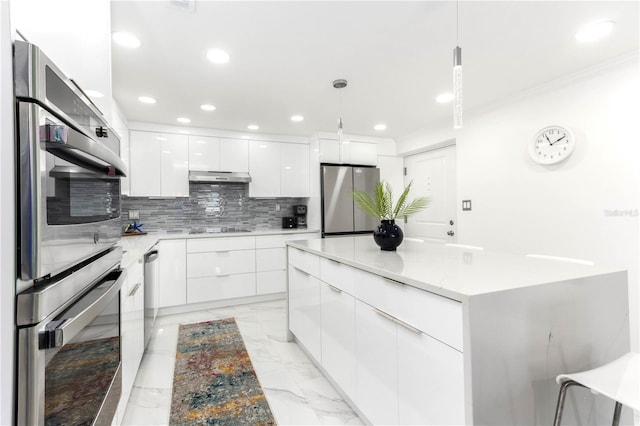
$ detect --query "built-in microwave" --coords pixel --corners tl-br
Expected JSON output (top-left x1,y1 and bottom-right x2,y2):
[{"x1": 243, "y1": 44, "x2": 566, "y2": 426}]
[{"x1": 14, "y1": 40, "x2": 127, "y2": 292}]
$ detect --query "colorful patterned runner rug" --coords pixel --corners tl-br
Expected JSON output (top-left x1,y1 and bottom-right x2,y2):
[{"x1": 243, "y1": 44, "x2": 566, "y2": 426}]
[{"x1": 169, "y1": 318, "x2": 276, "y2": 425}]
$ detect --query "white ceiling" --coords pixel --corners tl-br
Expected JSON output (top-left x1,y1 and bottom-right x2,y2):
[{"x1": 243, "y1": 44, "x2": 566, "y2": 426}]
[{"x1": 110, "y1": 1, "x2": 639, "y2": 140}]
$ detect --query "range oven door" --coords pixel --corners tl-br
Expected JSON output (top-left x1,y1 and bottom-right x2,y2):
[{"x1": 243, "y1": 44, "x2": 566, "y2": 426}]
[
  {"x1": 16, "y1": 264, "x2": 125, "y2": 426},
  {"x1": 17, "y1": 100, "x2": 126, "y2": 287}
]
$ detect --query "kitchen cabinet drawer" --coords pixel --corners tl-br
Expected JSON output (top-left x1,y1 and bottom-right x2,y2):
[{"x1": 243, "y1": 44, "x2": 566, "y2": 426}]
[
  {"x1": 355, "y1": 299, "x2": 398, "y2": 425},
  {"x1": 320, "y1": 257, "x2": 355, "y2": 294},
  {"x1": 288, "y1": 265, "x2": 321, "y2": 361},
  {"x1": 321, "y1": 282, "x2": 356, "y2": 400},
  {"x1": 397, "y1": 326, "x2": 465, "y2": 425},
  {"x1": 187, "y1": 250, "x2": 255, "y2": 278},
  {"x1": 257, "y1": 270, "x2": 286, "y2": 295},
  {"x1": 354, "y1": 268, "x2": 463, "y2": 351},
  {"x1": 187, "y1": 236, "x2": 255, "y2": 253},
  {"x1": 255, "y1": 235, "x2": 286, "y2": 249},
  {"x1": 158, "y1": 239, "x2": 187, "y2": 308},
  {"x1": 288, "y1": 247, "x2": 320, "y2": 277},
  {"x1": 256, "y1": 248, "x2": 285, "y2": 272},
  {"x1": 187, "y1": 273, "x2": 256, "y2": 303}
]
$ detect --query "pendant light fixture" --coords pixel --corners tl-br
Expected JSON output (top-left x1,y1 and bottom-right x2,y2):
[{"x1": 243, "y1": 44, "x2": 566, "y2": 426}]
[
  {"x1": 453, "y1": 0, "x2": 462, "y2": 129},
  {"x1": 333, "y1": 79, "x2": 348, "y2": 143}
]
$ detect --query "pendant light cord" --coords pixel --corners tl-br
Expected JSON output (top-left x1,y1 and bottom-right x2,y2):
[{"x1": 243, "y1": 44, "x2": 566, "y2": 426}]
[{"x1": 456, "y1": 0, "x2": 459, "y2": 45}]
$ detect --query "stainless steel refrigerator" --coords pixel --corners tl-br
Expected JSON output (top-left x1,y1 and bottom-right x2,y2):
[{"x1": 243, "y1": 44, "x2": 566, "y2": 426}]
[{"x1": 321, "y1": 164, "x2": 380, "y2": 236}]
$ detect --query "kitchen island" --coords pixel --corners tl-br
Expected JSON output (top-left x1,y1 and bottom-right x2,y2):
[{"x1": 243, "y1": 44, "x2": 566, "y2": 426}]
[{"x1": 286, "y1": 236, "x2": 630, "y2": 425}]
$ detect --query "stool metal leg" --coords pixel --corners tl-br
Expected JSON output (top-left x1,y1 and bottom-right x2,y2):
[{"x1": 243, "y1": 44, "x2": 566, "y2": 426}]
[
  {"x1": 612, "y1": 401, "x2": 622, "y2": 426},
  {"x1": 553, "y1": 380, "x2": 585, "y2": 426}
]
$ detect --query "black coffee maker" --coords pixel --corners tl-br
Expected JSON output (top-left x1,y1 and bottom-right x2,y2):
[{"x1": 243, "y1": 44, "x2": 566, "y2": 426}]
[{"x1": 293, "y1": 205, "x2": 307, "y2": 228}]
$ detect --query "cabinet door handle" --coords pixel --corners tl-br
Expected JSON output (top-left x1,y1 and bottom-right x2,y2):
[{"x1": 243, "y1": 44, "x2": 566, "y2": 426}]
[
  {"x1": 373, "y1": 308, "x2": 421, "y2": 334},
  {"x1": 383, "y1": 277, "x2": 405, "y2": 287},
  {"x1": 327, "y1": 284, "x2": 342, "y2": 294},
  {"x1": 216, "y1": 274, "x2": 231, "y2": 278},
  {"x1": 328, "y1": 258, "x2": 340, "y2": 264},
  {"x1": 128, "y1": 282, "x2": 142, "y2": 297},
  {"x1": 292, "y1": 266, "x2": 310, "y2": 276}
]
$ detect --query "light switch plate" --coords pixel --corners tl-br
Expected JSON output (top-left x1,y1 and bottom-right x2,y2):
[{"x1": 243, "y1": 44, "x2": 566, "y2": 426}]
[{"x1": 462, "y1": 200, "x2": 472, "y2": 211}]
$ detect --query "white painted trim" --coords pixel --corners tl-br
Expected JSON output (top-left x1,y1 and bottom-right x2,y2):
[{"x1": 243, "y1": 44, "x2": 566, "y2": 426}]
[
  {"x1": 157, "y1": 294, "x2": 284, "y2": 317},
  {"x1": 401, "y1": 138, "x2": 456, "y2": 157},
  {"x1": 128, "y1": 121, "x2": 309, "y2": 144}
]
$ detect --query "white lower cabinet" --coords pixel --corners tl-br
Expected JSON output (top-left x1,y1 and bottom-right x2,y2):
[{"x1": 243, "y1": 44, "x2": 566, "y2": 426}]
[
  {"x1": 397, "y1": 325, "x2": 465, "y2": 425},
  {"x1": 186, "y1": 237, "x2": 256, "y2": 303},
  {"x1": 118, "y1": 256, "x2": 145, "y2": 422},
  {"x1": 288, "y1": 264, "x2": 321, "y2": 361},
  {"x1": 288, "y1": 247, "x2": 466, "y2": 425},
  {"x1": 187, "y1": 273, "x2": 256, "y2": 303},
  {"x1": 320, "y1": 282, "x2": 356, "y2": 400},
  {"x1": 257, "y1": 269, "x2": 286, "y2": 295},
  {"x1": 158, "y1": 239, "x2": 187, "y2": 307},
  {"x1": 355, "y1": 300, "x2": 399, "y2": 425}
]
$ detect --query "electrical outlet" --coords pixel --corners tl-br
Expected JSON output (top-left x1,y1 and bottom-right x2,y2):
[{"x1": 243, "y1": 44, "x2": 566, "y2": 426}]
[
  {"x1": 275, "y1": 204, "x2": 281, "y2": 212},
  {"x1": 462, "y1": 200, "x2": 472, "y2": 211},
  {"x1": 129, "y1": 209, "x2": 140, "y2": 220}
]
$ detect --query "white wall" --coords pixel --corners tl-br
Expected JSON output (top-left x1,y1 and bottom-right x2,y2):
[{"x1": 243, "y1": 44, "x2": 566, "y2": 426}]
[
  {"x1": 10, "y1": 0, "x2": 112, "y2": 121},
  {"x1": 398, "y1": 55, "x2": 640, "y2": 350},
  {"x1": 0, "y1": 1, "x2": 15, "y2": 423}
]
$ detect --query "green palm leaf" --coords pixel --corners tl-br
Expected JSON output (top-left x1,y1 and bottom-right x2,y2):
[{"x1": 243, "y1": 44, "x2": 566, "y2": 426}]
[{"x1": 353, "y1": 180, "x2": 428, "y2": 220}]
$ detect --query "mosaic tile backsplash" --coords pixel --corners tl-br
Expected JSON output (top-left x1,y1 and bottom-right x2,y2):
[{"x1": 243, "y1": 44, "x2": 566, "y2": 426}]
[{"x1": 121, "y1": 182, "x2": 307, "y2": 231}]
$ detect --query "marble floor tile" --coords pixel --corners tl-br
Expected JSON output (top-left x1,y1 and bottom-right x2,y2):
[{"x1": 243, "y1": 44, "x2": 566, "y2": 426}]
[{"x1": 120, "y1": 298, "x2": 362, "y2": 426}]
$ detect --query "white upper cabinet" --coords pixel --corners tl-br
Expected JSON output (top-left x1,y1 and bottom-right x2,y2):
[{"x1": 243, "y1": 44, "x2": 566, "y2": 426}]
[
  {"x1": 281, "y1": 143, "x2": 309, "y2": 197},
  {"x1": 219, "y1": 138, "x2": 249, "y2": 172},
  {"x1": 188, "y1": 136, "x2": 220, "y2": 171},
  {"x1": 347, "y1": 141, "x2": 378, "y2": 165},
  {"x1": 319, "y1": 139, "x2": 340, "y2": 163},
  {"x1": 319, "y1": 138, "x2": 377, "y2": 165},
  {"x1": 189, "y1": 137, "x2": 248, "y2": 172},
  {"x1": 249, "y1": 141, "x2": 309, "y2": 197},
  {"x1": 249, "y1": 141, "x2": 281, "y2": 197},
  {"x1": 130, "y1": 131, "x2": 161, "y2": 196},
  {"x1": 130, "y1": 131, "x2": 189, "y2": 197}
]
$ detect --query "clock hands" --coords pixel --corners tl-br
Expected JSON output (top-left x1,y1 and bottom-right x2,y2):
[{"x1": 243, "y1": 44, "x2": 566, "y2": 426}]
[{"x1": 549, "y1": 134, "x2": 566, "y2": 146}]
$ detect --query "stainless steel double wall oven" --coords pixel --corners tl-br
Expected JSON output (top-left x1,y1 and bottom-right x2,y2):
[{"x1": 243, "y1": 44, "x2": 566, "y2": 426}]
[{"x1": 14, "y1": 40, "x2": 127, "y2": 425}]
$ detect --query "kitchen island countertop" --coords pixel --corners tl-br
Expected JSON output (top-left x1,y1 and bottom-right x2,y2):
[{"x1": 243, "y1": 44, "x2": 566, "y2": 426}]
[{"x1": 286, "y1": 235, "x2": 626, "y2": 302}]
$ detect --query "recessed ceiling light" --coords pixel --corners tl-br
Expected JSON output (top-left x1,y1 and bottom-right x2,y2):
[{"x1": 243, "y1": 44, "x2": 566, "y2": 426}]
[
  {"x1": 290, "y1": 115, "x2": 304, "y2": 122},
  {"x1": 206, "y1": 48, "x2": 230, "y2": 64},
  {"x1": 436, "y1": 92, "x2": 454, "y2": 103},
  {"x1": 84, "y1": 89, "x2": 104, "y2": 98},
  {"x1": 177, "y1": 117, "x2": 191, "y2": 124},
  {"x1": 112, "y1": 32, "x2": 141, "y2": 48},
  {"x1": 374, "y1": 123, "x2": 387, "y2": 131},
  {"x1": 247, "y1": 124, "x2": 259, "y2": 130},
  {"x1": 575, "y1": 20, "x2": 615, "y2": 43},
  {"x1": 138, "y1": 96, "x2": 156, "y2": 104},
  {"x1": 200, "y1": 104, "x2": 216, "y2": 111}
]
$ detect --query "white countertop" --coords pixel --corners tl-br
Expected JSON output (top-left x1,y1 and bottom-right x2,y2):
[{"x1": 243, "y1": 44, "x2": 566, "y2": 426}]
[
  {"x1": 287, "y1": 236, "x2": 626, "y2": 301},
  {"x1": 118, "y1": 228, "x2": 319, "y2": 269}
]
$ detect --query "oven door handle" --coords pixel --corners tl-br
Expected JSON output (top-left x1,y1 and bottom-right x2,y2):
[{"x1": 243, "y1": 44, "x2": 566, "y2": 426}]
[
  {"x1": 41, "y1": 123, "x2": 127, "y2": 177},
  {"x1": 40, "y1": 269, "x2": 125, "y2": 349}
]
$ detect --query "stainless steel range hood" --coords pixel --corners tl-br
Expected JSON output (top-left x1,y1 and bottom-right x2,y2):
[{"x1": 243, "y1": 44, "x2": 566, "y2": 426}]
[{"x1": 188, "y1": 171, "x2": 252, "y2": 183}]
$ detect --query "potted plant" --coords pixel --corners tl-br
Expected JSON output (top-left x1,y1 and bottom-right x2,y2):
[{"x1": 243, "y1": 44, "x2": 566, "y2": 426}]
[{"x1": 353, "y1": 180, "x2": 429, "y2": 251}]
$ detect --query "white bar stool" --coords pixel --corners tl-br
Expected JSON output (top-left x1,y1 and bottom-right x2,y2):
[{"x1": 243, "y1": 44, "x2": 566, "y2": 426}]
[{"x1": 553, "y1": 352, "x2": 640, "y2": 426}]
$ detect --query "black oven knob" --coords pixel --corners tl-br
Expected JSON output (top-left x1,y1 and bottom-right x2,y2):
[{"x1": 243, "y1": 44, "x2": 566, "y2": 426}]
[{"x1": 95, "y1": 127, "x2": 108, "y2": 138}]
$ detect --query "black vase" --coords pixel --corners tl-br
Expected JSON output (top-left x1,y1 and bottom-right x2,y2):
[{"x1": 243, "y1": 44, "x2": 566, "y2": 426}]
[{"x1": 373, "y1": 220, "x2": 404, "y2": 251}]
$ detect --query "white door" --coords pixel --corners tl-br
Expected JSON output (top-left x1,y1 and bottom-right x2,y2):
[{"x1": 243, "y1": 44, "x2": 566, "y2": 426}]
[{"x1": 404, "y1": 146, "x2": 457, "y2": 243}]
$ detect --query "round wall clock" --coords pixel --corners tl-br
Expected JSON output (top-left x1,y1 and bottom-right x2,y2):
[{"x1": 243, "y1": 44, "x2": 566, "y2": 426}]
[{"x1": 530, "y1": 125, "x2": 575, "y2": 165}]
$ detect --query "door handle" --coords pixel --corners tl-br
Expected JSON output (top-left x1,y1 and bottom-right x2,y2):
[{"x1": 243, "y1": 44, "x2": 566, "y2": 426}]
[{"x1": 447, "y1": 230, "x2": 455, "y2": 236}]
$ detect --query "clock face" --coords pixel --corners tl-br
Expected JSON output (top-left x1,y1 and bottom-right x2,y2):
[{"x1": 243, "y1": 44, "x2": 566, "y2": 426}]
[{"x1": 530, "y1": 125, "x2": 575, "y2": 165}]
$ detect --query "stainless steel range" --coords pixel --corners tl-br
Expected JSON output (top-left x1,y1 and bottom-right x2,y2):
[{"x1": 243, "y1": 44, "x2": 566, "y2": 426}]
[{"x1": 14, "y1": 40, "x2": 127, "y2": 426}]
